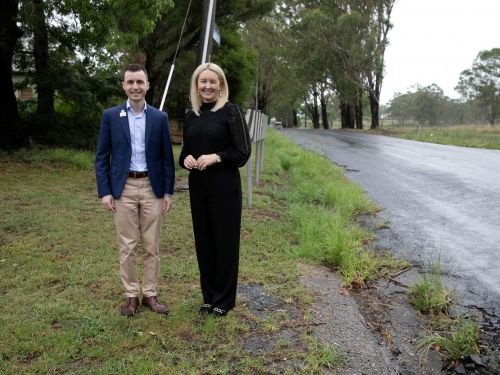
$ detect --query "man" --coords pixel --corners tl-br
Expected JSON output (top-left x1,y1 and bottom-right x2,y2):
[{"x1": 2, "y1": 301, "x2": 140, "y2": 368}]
[{"x1": 95, "y1": 64, "x2": 175, "y2": 316}]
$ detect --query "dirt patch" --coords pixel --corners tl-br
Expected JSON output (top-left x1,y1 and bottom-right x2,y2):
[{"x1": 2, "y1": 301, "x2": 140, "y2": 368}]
[
  {"x1": 246, "y1": 209, "x2": 282, "y2": 221},
  {"x1": 174, "y1": 176, "x2": 189, "y2": 192},
  {"x1": 238, "y1": 283, "x2": 305, "y2": 372}
]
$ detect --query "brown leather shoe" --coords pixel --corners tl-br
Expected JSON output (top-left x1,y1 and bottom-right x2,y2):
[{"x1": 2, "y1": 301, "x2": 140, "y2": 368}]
[
  {"x1": 142, "y1": 296, "x2": 169, "y2": 315},
  {"x1": 120, "y1": 297, "x2": 139, "y2": 316}
]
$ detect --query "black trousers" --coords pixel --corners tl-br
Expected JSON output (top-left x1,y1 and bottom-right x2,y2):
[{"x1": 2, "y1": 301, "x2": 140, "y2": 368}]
[{"x1": 188, "y1": 168, "x2": 242, "y2": 311}]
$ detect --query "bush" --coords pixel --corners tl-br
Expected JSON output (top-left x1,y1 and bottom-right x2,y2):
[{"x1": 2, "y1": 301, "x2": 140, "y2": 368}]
[{"x1": 25, "y1": 112, "x2": 100, "y2": 149}]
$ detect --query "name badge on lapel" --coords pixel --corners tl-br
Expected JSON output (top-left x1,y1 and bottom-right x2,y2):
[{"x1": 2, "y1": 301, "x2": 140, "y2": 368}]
[{"x1": 120, "y1": 110, "x2": 126, "y2": 117}]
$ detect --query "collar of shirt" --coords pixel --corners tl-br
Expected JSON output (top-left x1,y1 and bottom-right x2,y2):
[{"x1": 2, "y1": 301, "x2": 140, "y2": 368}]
[{"x1": 126, "y1": 100, "x2": 148, "y2": 116}]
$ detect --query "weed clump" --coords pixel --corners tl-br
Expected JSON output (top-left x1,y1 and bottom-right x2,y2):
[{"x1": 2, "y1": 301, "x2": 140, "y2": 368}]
[
  {"x1": 410, "y1": 262, "x2": 481, "y2": 363},
  {"x1": 419, "y1": 317, "x2": 480, "y2": 361},
  {"x1": 409, "y1": 263, "x2": 451, "y2": 315}
]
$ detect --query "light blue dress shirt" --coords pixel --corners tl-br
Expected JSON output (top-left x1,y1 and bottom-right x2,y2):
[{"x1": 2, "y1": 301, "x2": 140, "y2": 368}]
[{"x1": 127, "y1": 100, "x2": 148, "y2": 172}]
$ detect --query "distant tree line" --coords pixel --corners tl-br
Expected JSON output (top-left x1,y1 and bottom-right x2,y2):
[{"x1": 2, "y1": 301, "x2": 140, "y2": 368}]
[
  {"x1": 244, "y1": 0, "x2": 396, "y2": 130},
  {"x1": 3, "y1": 0, "x2": 496, "y2": 150},
  {"x1": 384, "y1": 48, "x2": 500, "y2": 126}
]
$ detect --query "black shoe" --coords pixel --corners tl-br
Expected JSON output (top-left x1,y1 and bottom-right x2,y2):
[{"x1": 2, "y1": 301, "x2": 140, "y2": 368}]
[
  {"x1": 199, "y1": 303, "x2": 212, "y2": 314},
  {"x1": 211, "y1": 307, "x2": 227, "y2": 317}
]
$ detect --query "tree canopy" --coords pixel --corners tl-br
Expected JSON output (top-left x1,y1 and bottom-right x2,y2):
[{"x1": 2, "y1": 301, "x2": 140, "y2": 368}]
[
  {"x1": 5, "y1": 0, "x2": 496, "y2": 150},
  {"x1": 456, "y1": 48, "x2": 500, "y2": 125},
  {"x1": 385, "y1": 84, "x2": 487, "y2": 126}
]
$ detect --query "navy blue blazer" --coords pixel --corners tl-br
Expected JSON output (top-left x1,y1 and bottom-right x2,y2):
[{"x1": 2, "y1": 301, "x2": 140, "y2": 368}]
[{"x1": 95, "y1": 102, "x2": 175, "y2": 199}]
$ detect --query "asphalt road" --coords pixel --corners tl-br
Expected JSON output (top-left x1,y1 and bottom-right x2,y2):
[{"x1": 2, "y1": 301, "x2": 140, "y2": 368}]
[{"x1": 281, "y1": 129, "x2": 500, "y2": 315}]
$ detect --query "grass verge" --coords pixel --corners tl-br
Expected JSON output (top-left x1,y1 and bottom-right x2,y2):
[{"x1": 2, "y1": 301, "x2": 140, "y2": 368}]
[
  {"x1": 0, "y1": 130, "x2": 403, "y2": 374},
  {"x1": 263, "y1": 131, "x2": 406, "y2": 286}
]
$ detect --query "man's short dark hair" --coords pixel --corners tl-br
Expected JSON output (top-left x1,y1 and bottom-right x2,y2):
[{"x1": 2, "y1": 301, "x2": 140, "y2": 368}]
[{"x1": 122, "y1": 64, "x2": 148, "y2": 81}]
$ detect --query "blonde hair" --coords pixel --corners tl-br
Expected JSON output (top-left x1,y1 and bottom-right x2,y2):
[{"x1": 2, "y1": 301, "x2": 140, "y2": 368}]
[{"x1": 189, "y1": 63, "x2": 229, "y2": 116}]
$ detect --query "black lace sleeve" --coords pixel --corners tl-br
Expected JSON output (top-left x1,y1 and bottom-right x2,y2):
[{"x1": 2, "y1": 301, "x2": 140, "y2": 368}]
[{"x1": 218, "y1": 104, "x2": 252, "y2": 168}]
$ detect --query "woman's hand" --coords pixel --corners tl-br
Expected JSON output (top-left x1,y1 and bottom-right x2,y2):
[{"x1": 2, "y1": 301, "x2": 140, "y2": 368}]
[
  {"x1": 184, "y1": 155, "x2": 198, "y2": 170},
  {"x1": 196, "y1": 154, "x2": 220, "y2": 170}
]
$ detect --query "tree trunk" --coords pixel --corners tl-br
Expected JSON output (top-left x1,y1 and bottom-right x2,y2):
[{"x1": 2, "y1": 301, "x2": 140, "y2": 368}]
[
  {"x1": 292, "y1": 108, "x2": 298, "y2": 127},
  {"x1": 369, "y1": 91, "x2": 380, "y2": 129},
  {"x1": 355, "y1": 91, "x2": 363, "y2": 129},
  {"x1": 258, "y1": 80, "x2": 269, "y2": 113},
  {"x1": 340, "y1": 101, "x2": 354, "y2": 129},
  {"x1": 33, "y1": 0, "x2": 54, "y2": 115},
  {"x1": 489, "y1": 97, "x2": 497, "y2": 125},
  {"x1": 320, "y1": 89, "x2": 329, "y2": 129},
  {"x1": 312, "y1": 90, "x2": 320, "y2": 129},
  {"x1": 0, "y1": 0, "x2": 25, "y2": 149}
]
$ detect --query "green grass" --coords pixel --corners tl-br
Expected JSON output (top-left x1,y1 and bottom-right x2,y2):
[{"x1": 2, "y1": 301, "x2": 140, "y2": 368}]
[
  {"x1": 409, "y1": 262, "x2": 481, "y2": 363},
  {"x1": 0, "y1": 147, "x2": 95, "y2": 170},
  {"x1": 409, "y1": 262, "x2": 451, "y2": 315},
  {"x1": 0, "y1": 130, "x2": 403, "y2": 373},
  {"x1": 419, "y1": 317, "x2": 480, "y2": 361},
  {"x1": 375, "y1": 125, "x2": 500, "y2": 150},
  {"x1": 263, "y1": 131, "x2": 405, "y2": 286}
]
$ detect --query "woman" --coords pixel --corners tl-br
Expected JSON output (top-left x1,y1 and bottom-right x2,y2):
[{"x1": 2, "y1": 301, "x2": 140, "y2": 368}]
[{"x1": 179, "y1": 63, "x2": 251, "y2": 317}]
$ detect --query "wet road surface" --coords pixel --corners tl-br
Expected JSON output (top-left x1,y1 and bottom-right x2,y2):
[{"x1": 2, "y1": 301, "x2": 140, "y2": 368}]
[{"x1": 281, "y1": 129, "x2": 500, "y2": 315}]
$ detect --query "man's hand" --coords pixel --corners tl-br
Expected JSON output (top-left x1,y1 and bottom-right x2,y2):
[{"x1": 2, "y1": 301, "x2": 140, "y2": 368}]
[
  {"x1": 163, "y1": 195, "x2": 173, "y2": 214},
  {"x1": 101, "y1": 195, "x2": 115, "y2": 212}
]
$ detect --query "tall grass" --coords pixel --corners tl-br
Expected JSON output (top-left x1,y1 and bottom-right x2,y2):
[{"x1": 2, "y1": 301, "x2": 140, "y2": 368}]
[
  {"x1": 264, "y1": 130, "x2": 403, "y2": 285},
  {"x1": 0, "y1": 148, "x2": 95, "y2": 170}
]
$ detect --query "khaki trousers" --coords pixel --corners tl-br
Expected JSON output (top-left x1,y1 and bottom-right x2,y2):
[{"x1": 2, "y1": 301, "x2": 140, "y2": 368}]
[{"x1": 114, "y1": 177, "x2": 163, "y2": 298}]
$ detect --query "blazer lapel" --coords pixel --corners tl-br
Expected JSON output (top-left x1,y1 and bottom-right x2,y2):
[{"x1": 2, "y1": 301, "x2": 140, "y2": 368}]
[
  {"x1": 145, "y1": 106, "x2": 153, "y2": 149},
  {"x1": 120, "y1": 103, "x2": 131, "y2": 145}
]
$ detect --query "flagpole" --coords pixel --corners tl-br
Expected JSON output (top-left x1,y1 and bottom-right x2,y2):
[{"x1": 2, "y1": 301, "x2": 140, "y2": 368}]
[{"x1": 197, "y1": 0, "x2": 217, "y2": 65}]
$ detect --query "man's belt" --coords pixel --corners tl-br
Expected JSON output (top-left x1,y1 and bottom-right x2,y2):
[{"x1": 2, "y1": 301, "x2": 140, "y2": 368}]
[{"x1": 128, "y1": 171, "x2": 148, "y2": 178}]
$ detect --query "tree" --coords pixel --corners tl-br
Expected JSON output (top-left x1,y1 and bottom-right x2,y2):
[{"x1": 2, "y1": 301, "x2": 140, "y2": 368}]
[
  {"x1": 1, "y1": 0, "x2": 24, "y2": 149},
  {"x1": 296, "y1": 0, "x2": 395, "y2": 129},
  {"x1": 384, "y1": 84, "x2": 488, "y2": 126},
  {"x1": 358, "y1": 0, "x2": 395, "y2": 129},
  {"x1": 140, "y1": 0, "x2": 275, "y2": 119},
  {"x1": 386, "y1": 91, "x2": 412, "y2": 126},
  {"x1": 5, "y1": 0, "x2": 172, "y2": 149},
  {"x1": 411, "y1": 84, "x2": 445, "y2": 126},
  {"x1": 456, "y1": 48, "x2": 500, "y2": 125},
  {"x1": 18, "y1": 0, "x2": 171, "y2": 114}
]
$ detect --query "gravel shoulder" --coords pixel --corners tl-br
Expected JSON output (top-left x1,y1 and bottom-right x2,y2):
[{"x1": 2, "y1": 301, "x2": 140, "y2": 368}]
[{"x1": 299, "y1": 263, "x2": 443, "y2": 375}]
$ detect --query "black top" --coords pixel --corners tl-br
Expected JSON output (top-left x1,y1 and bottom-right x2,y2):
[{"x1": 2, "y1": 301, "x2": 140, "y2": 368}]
[{"x1": 179, "y1": 102, "x2": 251, "y2": 170}]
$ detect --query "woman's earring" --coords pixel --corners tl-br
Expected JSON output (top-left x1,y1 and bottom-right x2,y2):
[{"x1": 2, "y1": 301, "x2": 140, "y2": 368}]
[
  {"x1": 198, "y1": 91, "x2": 201, "y2": 96},
  {"x1": 219, "y1": 90, "x2": 222, "y2": 97}
]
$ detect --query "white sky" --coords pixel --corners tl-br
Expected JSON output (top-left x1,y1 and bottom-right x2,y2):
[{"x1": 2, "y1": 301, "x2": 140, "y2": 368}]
[{"x1": 381, "y1": 0, "x2": 500, "y2": 104}]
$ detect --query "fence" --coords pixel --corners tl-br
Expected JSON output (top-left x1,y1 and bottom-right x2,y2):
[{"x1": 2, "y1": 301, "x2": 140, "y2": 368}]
[{"x1": 245, "y1": 109, "x2": 268, "y2": 208}]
